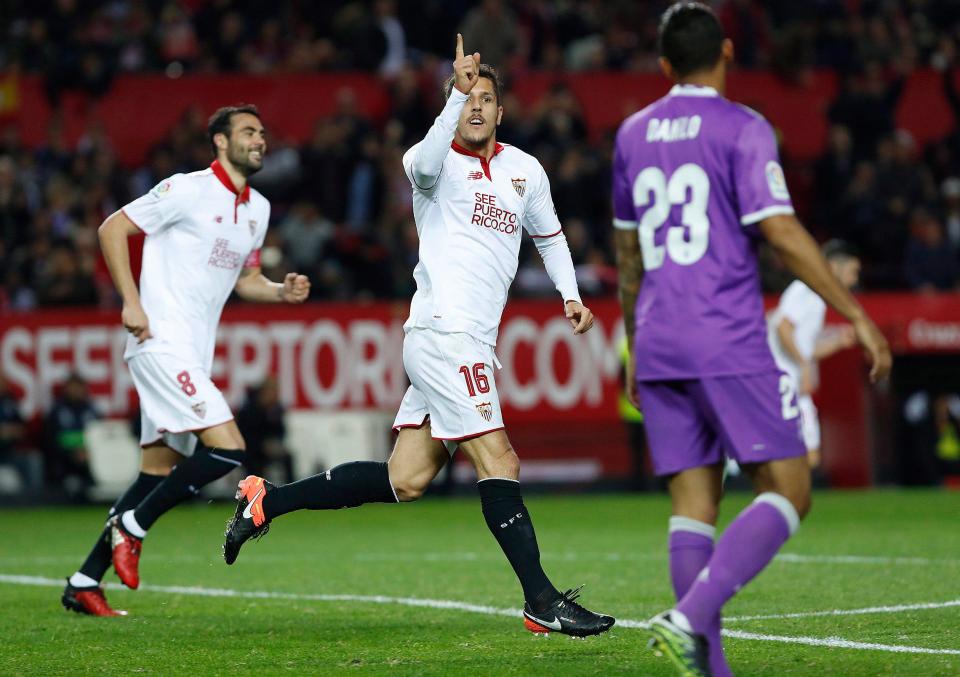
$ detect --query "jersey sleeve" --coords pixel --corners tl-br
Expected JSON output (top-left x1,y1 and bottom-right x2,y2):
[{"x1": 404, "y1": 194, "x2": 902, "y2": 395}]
[
  {"x1": 611, "y1": 129, "x2": 636, "y2": 230},
  {"x1": 121, "y1": 174, "x2": 193, "y2": 235},
  {"x1": 522, "y1": 163, "x2": 562, "y2": 238},
  {"x1": 732, "y1": 115, "x2": 794, "y2": 227}
]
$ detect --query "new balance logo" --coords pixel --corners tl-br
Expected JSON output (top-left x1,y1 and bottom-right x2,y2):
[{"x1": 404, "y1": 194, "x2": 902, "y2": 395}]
[{"x1": 467, "y1": 171, "x2": 484, "y2": 180}]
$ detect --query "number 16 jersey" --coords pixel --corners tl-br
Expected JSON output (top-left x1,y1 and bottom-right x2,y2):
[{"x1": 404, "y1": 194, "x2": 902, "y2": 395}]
[{"x1": 613, "y1": 84, "x2": 794, "y2": 380}]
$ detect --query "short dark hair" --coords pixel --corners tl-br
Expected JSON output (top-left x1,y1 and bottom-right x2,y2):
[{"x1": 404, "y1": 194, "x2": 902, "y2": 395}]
[
  {"x1": 658, "y1": 2, "x2": 725, "y2": 78},
  {"x1": 443, "y1": 64, "x2": 503, "y2": 103},
  {"x1": 822, "y1": 239, "x2": 859, "y2": 262},
  {"x1": 207, "y1": 104, "x2": 261, "y2": 155}
]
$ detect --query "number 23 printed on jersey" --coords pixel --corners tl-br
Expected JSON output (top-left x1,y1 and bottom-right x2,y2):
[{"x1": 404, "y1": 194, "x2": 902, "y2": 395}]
[{"x1": 633, "y1": 163, "x2": 710, "y2": 270}]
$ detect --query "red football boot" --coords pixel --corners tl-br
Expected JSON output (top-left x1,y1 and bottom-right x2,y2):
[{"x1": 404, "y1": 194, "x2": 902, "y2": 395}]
[
  {"x1": 110, "y1": 515, "x2": 143, "y2": 589},
  {"x1": 62, "y1": 580, "x2": 128, "y2": 617}
]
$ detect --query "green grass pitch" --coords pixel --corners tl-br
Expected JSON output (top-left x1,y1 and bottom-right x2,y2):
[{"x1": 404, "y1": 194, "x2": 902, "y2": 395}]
[{"x1": 2, "y1": 490, "x2": 959, "y2": 675}]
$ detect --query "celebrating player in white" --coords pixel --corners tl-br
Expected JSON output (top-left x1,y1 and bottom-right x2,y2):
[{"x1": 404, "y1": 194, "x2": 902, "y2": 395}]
[
  {"x1": 62, "y1": 105, "x2": 310, "y2": 617},
  {"x1": 768, "y1": 240, "x2": 861, "y2": 468},
  {"x1": 224, "y1": 35, "x2": 614, "y2": 638}
]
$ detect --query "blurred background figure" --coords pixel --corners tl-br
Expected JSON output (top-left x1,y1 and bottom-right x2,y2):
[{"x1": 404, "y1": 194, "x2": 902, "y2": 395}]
[
  {"x1": 43, "y1": 373, "x2": 98, "y2": 500},
  {"x1": 236, "y1": 376, "x2": 294, "y2": 485},
  {"x1": 0, "y1": 372, "x2": 42, "y2": 494}
]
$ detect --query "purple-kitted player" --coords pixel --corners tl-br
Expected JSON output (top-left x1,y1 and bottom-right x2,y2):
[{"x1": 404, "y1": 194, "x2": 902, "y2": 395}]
[{"x1": 612, "y1": 4, "x2": 892, "y2": 676}]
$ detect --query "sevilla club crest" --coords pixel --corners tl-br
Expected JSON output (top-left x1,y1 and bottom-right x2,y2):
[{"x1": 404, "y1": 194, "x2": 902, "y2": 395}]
[
  {"x1": 475, "y1": 402, "x2": 493, "y2": 422},
  {"x1": 511, "y1": 177, "x2": 526, "y2": 198},
  {"x1": 191, "y1": 402, "x2": 207, "y2": 419}
]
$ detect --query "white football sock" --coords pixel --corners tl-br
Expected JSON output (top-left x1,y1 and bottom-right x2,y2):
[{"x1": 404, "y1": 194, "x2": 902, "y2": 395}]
[
  {"x1": 69, "y1": 572, "x2": 99, "y2": 588},
  {"x1": 121, "y1": 510, "x2": 147, "y2": 538}
]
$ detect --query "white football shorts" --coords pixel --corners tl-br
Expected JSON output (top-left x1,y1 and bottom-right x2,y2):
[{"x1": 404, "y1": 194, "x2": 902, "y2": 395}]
[
  {"x1": 127, "y1": 353, "x2": 233, "y2": 456},
  {"x1": 798, "y1": 394, "x2": 821, "y2": 452},
  {"x1": 392, "y1": 328, "x2": 504, "y2": 444}
]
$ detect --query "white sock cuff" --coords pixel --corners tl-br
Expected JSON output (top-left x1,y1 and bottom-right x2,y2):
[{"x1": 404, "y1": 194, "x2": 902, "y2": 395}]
[
  {"x1": 754, "y1": 492, "x2": 800, "y2": 536},
  {"x1": 69, "y1": 572, "x2": 99, "y2": 588},
  {"x1": 121, "y1": 510, "x2": 147, "y2": 538},
  {"x1": 476, "y1": 477, "x2": 520, "y2": 484},
  {"x1": 668, "y1": 516, "x2": 716, "y2": 539}
]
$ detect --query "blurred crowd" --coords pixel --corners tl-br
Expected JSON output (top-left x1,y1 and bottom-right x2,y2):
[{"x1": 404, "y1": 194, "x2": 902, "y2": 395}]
[
  {"x1": 3, "y1": 0, "x2": 960, "y2": 312},
  {"x1": 5, "y1": 1, "x2": 960, "y2": 80}
]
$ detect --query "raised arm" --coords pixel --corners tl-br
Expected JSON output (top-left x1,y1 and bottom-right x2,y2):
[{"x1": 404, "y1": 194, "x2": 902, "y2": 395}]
[
  {"x1": 98, "y1": 210, "x2": 152, "y2": 343},
  {"x1": 405, "y1": 34, "x2": 480, "y2": 189},
  {"x1": 760, "y1": 213, "x2": 891, "y2": 382}
]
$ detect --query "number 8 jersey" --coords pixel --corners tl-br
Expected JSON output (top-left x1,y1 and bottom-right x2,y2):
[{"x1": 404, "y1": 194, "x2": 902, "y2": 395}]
[{"x1": 612, "y1": 83, "x2": 794, "y2": 380}]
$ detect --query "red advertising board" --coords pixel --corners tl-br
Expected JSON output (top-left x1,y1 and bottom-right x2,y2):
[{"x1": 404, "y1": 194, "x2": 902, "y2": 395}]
[{"x1": 3, "y1": 293, "x2": 959, "y2": 484}]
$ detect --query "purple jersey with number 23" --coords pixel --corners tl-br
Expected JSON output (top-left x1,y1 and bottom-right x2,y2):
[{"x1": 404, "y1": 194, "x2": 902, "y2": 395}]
[{"x1": 612, "y1": 84, "x2": 794, "y2": 381}]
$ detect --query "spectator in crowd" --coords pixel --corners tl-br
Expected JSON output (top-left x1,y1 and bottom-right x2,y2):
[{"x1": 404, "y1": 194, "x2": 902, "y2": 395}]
[
  {"x1": 43, "y1": 373, "x2": 98, "y2": 498},
  {"x1": 904, "y1": 207, "x2": 960, "y2": 291},
  {"x1": 35, "y1": 243, "x2": 99, "y2": 307},
  {"x1": 459, "y1": 0, "x2": 520, "y2": 71},
  {"x1": 235, "y1": 377, "x2": 294, "y2": 484}
]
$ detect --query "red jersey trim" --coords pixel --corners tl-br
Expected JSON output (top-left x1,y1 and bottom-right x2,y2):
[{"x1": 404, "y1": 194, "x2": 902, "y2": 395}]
[
  {"x1": 243, "y1": 249, "x2": 261, "y2": 268},
  {"x1": 450, "y1": 141, "x2": 505, "y2": 181},
  {"x1": 529, "y1": 228, "x2": 562, "y2": 239},
  {"x1": 210, "y1": 160, "x2": 250, "y2": 223}
]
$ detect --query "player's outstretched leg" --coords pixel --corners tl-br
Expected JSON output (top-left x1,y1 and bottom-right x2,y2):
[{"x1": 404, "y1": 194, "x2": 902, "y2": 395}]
[
  {"x1": 223, "y1": 461, "x2": 398, "y2": 564},
  {"x1": 63, "y1": 471, "x2": 164, "y2": 616},
  {"x1": 111, "y1": 445, "x2": 246, "y2": 588},
  {"x1": 461, "y1": 433, "x2": 615, "y2": 638}
]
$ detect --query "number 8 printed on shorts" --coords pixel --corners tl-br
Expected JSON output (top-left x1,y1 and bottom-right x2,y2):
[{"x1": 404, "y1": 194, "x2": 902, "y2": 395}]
[{"x1": 177, "y1": 370, "x2": 197, "y2": 397}]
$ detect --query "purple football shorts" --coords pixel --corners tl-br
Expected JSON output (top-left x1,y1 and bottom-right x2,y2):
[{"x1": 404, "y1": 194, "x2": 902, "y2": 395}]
[{"x1": 636, "y1": 371, "x2": 806, "y2": 476}]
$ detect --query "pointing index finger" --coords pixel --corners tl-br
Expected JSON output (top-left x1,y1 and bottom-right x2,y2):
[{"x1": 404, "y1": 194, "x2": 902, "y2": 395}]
[{"x1": 456, "y1": 33, "x2": 464, "y2": 60}]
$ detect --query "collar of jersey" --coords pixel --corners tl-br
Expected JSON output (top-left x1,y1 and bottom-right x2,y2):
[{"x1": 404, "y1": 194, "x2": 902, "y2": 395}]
[
  {"x1": 210, "y1": 160, "x2": 251, "y2": 204},
  {"x1": 669, "y1": 84, "x2": 719, "y2": 98},
  {"x1": 451, "y1": 141, "x2": 505, "y2": 160},
  {"x1": 450, "y1": 141, "x2": 504, "y2": 180}
]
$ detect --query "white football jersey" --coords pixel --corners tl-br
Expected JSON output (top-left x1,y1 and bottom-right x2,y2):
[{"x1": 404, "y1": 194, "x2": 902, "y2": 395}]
[
  {"x1": 402, "y1": 139, "x2": 573, "y2": 346},
  {"x1": 121, "y1": 161, "x2": 270, "y2": 369},
  {"x1": 767, "y1": 280, "x2": 826, "y2": 384}
]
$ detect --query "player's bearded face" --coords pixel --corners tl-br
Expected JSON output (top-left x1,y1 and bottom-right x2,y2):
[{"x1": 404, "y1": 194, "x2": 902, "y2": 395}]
[
  {"x1": 226, "y1": 113, "x2": 267, "y2": 177},
  {"x1": 457, "y1": 78, "x2": 502, "y2": 146}
]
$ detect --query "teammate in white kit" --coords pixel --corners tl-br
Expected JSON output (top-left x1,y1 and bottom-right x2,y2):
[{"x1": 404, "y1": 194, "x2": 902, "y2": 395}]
[
  {"x1": 62, "y1": 105, "x2": 310, "y2": 617},
  {"x1": 768, "y1": 240, "x2": 861, "y2": 468},
  {"x1": 224, "y1": 35, "x2": 615, "y2": 638}
]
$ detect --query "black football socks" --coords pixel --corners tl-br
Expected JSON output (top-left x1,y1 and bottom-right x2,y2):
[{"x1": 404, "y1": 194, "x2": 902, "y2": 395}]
[
  {"x1": 129, "y1": 447, "x2": 246, "y2": 532},
  {"x1": 478, "y1": 478, "x2": 559, "y2": 611},
  {"x1": 76, "y1": 471, "x2": 165, "y2": 582},
  {"x1": 262, "y1": 461, "x2": 398, "y2": 519}
]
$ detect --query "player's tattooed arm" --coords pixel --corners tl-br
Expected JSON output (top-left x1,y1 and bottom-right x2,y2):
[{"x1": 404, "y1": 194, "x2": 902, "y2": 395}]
[
  {"x1": 234, "y1": 267, "x2": 311, "y2": 304},
  {"x1": 760, "y1": 213, "x2": 892, "y2": 382},
  {"x1": 614, "y1": 228, "x2": 643, "y2": 347},
  {"x1": 614, "y1": 228, "x2": 643, "y2": 406}
]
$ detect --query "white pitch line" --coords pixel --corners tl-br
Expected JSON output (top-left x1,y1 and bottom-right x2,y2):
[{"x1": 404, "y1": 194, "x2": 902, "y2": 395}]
[
  {"x1": 722, "y1": 630, "x2": 960, "y2": 656},
  {"x1": 3, "y1": 573, "x2": 959, "y2": 657},
  {"x1": 726, "y1": 599, "x2": 960, "y2": 623}
]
